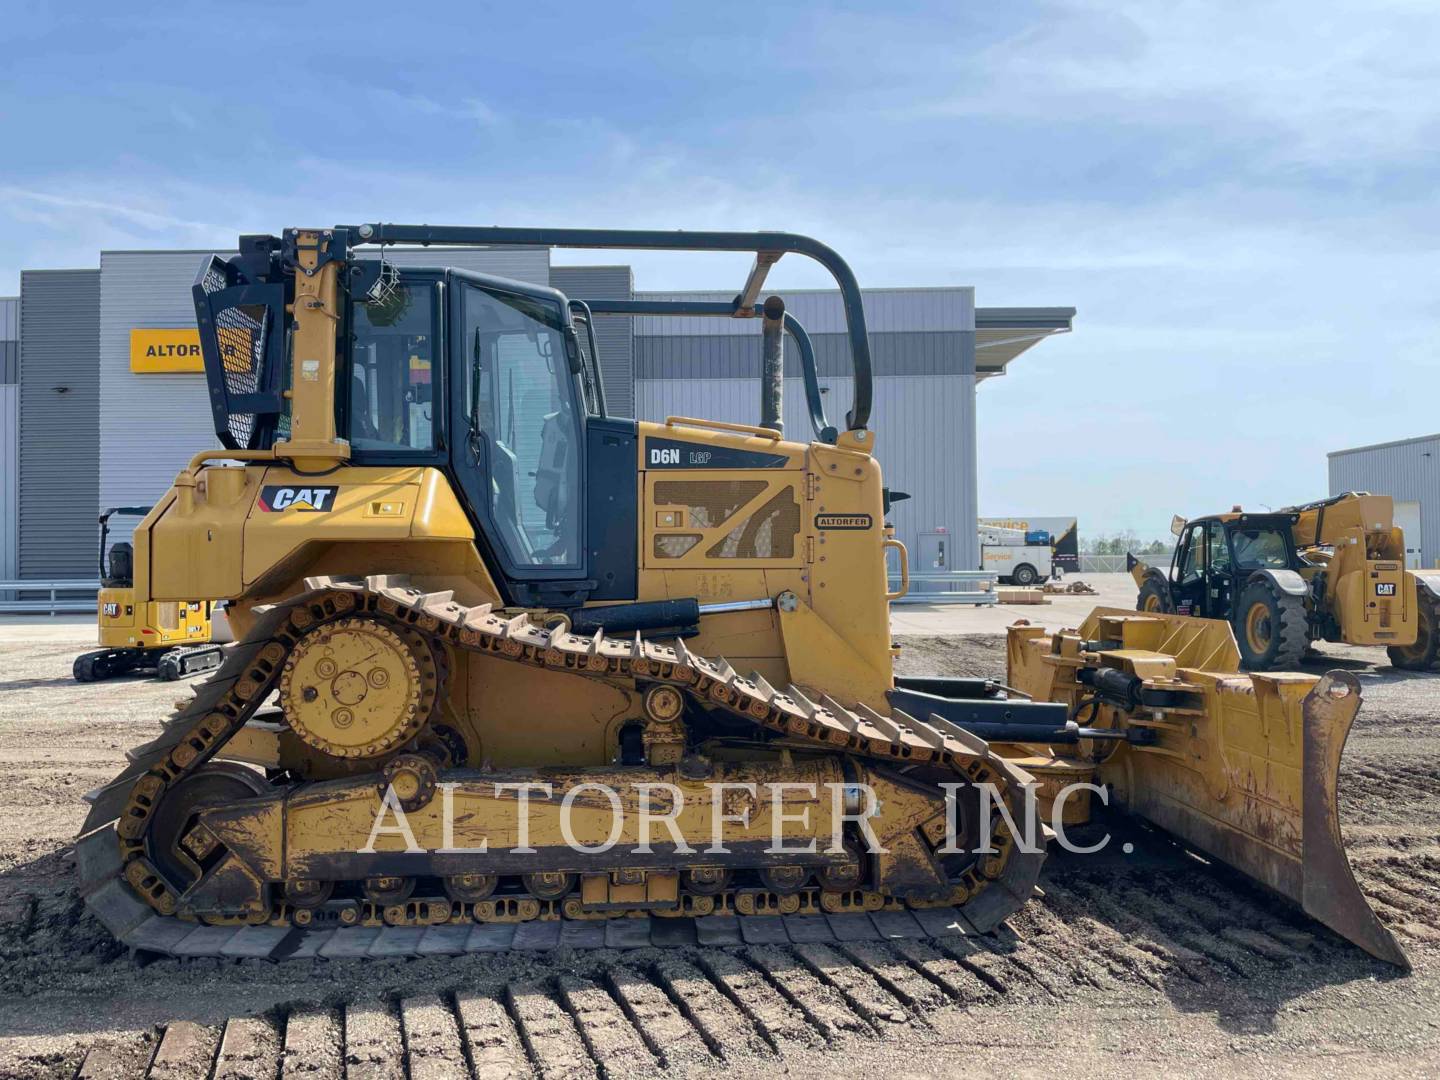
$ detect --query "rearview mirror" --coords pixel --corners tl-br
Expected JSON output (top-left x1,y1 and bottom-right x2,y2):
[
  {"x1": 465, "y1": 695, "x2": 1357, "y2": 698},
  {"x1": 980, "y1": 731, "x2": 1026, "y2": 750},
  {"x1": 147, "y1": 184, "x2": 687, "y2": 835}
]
[{"x1": 1170, "y1": 515, "x2": 1187, "y2": 537}]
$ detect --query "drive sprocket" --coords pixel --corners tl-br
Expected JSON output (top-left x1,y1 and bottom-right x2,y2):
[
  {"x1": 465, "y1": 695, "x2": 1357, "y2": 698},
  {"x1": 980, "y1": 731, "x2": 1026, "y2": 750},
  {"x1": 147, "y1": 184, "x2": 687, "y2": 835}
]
[{"x1": 278, "y1": 615, "x2": 438, "y2": 759}]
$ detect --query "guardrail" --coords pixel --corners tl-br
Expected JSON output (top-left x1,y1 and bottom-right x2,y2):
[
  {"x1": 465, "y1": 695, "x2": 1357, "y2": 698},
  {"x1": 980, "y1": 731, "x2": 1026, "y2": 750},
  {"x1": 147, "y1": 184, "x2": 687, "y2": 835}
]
[
  {"x1": 0, "y1": 580, "x2": 100, "y2": 615},
  {"x1": 887, "y1": 570, "x2": 999, "y2": 606}
]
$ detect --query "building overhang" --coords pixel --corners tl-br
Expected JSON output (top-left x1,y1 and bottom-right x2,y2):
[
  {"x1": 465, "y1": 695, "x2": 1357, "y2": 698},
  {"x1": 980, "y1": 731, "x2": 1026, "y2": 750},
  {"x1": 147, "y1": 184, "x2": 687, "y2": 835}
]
[{"x1": 975, "y1": 307, "x2": 1075, "y2": 379}]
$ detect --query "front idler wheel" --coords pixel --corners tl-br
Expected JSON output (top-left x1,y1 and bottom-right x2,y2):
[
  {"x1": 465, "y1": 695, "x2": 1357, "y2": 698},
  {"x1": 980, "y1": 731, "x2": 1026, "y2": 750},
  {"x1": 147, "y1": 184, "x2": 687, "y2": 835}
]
[{"x1": 145, "y1": 764, "x2": 270, "y2": 892}]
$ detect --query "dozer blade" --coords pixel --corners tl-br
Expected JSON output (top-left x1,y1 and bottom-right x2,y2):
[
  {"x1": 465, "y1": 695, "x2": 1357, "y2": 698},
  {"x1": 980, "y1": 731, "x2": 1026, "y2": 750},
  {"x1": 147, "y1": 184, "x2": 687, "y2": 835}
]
[
  {"x1": 1124, "y1": 668, "x2": 1407, "y2": 969},
  {"x1": 1297, "y1": 671, "x2": 1408, "y2": 968},
  {"x1": 1007, "y1": 610, "x2": 1408, "y2": 969}
]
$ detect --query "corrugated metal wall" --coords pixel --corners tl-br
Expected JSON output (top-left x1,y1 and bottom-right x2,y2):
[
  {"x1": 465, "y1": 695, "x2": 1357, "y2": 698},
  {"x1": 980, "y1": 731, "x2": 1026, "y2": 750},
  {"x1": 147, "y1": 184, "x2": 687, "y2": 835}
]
[
  {"x1": 1329, "y1": 435, "x2": 1440, "y2": 568},
  {"x1": 0, "y1": 296, "x2": 17, "y2": 580},
  {"x1": 0, "y1": 297, "x2": 17, "y2": 384},
  {"x1": 635, "y1": 331, "x2": 971, "y2": 379},
  {"x1": 550, "y1": 266, "x2": 635, "y2": 418},
  {"x1": 97, "y1": 247, "x2": 550, "y2": 514},
  {"x1": 632, "y1": 287, "x2": 979, "y2": 568},
  {"x1": 19, "y1": 271, "x2": 101, "y2": 578},
  {"x1": 634, "y1": 288, "x2": 971, "y2": 335},
  {"x1": 0, "y1": 386, "x2": 15, "y2": 580}
]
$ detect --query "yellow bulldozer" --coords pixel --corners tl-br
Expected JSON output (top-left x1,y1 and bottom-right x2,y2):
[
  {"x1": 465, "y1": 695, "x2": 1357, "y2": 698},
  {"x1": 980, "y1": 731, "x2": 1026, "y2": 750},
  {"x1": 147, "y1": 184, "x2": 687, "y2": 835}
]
[
  {"x1": 1130, "y1": 494, "x2": 1440, "y2": 671},
  {"x1": 73, "y1": 224, "x2": 1405, "y2": 969}
]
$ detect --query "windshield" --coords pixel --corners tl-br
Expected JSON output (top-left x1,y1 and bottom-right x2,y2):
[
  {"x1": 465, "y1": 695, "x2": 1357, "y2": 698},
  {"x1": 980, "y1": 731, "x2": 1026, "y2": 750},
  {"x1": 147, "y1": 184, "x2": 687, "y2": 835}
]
[
  {"x1": 1230, "y1": 527, "x2": 1290, "y2": 570},
  {"x1": 462, "y1": 284, "x2": 580, "y2": 568}
]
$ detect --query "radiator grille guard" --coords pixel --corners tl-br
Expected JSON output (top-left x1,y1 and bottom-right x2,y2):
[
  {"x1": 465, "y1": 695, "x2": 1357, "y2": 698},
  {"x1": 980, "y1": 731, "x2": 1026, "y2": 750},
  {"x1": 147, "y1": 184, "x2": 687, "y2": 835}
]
[{"x1": 192, "y1": 255, "x2": 287, "y2": 450}]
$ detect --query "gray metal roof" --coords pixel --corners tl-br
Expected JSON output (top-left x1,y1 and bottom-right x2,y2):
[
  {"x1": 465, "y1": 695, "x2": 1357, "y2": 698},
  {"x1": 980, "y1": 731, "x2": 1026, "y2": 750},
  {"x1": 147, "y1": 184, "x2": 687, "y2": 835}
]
[
  {"x1": 975, "y1": 307, "x2": 1075, "y2": 376},
  {"x1": 1329, "y1": 433, "x2": 1440, "y2": 458}
]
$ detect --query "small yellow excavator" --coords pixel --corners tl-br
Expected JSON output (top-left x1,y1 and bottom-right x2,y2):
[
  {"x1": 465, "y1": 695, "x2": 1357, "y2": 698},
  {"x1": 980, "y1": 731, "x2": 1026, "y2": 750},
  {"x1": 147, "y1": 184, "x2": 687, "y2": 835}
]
[
  {"x1": 73, "y1": 507, "x2": 224, "y2": 682},
  {"x1": 72, "y1": 224, "x2": 1405, "y2": 969},
  {"x1": 1131, "y1": 494, "x2": 1439, "y2": 671}
]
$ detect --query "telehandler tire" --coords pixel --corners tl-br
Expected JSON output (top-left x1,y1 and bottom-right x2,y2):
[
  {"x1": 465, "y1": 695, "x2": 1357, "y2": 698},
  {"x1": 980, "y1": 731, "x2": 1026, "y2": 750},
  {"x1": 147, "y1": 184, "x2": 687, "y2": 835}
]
[
  {"x1": 1235, "y1": 579, "x2": 1308, "y2": 671},
  {"x1": 1136, "y1": 574, "x2": 1174, "y2": 614},
  {"x1": 1388, "y1": 590, "x2": 1440, "y2": 671}
]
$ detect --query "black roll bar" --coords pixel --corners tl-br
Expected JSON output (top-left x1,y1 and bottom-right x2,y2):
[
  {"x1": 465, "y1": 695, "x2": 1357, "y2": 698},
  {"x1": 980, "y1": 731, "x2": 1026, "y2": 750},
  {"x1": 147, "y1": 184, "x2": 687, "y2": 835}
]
[
  {"x1": 341, "y1": 225, "x2": 873, "y2": 431},
  {"x1": 580, "y1": 298, "x2": 836, "y2": 444},
  {"x1": 566, "y1": 299, "x2": 608, "y2": 418}
]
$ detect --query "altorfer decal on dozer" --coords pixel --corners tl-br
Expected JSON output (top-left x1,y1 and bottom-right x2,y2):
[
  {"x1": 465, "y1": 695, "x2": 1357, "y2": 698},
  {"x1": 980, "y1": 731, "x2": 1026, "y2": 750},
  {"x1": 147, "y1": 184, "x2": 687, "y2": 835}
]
[{"x1": 75, "y1": 225, "x2": 1405, "y2": 969}]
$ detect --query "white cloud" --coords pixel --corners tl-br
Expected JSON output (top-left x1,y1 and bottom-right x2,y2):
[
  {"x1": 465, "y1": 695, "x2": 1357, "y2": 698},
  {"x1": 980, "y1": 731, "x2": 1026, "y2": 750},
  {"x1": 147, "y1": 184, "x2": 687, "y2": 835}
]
[
  {"x1": 935, "y1": 0, "x2": 1440, "y2": 169},
  {"x1": 374, "y1": 90, "x2": 503, "y2": 127}
]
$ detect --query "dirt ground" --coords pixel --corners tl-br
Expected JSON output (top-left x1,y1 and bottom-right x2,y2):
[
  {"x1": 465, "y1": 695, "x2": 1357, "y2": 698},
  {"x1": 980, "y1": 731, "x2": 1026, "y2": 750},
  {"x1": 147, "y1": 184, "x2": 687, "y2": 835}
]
[{"x1": 0, "y1": 619, "x2": 1437, "y2": 1078}]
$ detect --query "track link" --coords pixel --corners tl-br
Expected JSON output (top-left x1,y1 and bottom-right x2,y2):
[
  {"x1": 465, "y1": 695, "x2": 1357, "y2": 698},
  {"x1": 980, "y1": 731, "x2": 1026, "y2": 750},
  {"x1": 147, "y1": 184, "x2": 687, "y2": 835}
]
[{"x1": 76, "y1": 574, "x2": 1044, "y2": 960}]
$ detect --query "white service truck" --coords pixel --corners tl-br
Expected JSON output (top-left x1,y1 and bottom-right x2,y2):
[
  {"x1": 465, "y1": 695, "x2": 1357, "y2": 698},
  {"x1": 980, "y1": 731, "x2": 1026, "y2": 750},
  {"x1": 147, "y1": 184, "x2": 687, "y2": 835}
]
[{"x1": 979, "y1": 523, "x2": 1055, "y2": 586}]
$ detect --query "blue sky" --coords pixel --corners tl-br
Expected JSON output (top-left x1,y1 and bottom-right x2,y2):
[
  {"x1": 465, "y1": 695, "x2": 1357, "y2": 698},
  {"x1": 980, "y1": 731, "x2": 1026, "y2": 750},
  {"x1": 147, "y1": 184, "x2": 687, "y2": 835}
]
[{"x1": 2, "y1": 1, "x2": 1437, "y2": 536}]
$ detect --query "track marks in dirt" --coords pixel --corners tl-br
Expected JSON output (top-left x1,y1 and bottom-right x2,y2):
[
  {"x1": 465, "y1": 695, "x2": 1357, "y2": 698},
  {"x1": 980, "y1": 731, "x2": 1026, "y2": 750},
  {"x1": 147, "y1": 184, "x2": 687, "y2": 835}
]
[{"x1": 64, "y1": 893, "x2": 1376, "y2": 1080}]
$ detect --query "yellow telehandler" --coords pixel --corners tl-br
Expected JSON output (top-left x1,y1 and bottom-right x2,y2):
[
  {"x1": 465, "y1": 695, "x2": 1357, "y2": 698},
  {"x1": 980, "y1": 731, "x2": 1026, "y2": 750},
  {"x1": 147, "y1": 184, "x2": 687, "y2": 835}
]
[
  {"x1": 73, "y1": 224, "x2": 1404, "y2": 969},
  {"x1": 1130, "y1": 494, "x2": 1439, "y2": 671}
]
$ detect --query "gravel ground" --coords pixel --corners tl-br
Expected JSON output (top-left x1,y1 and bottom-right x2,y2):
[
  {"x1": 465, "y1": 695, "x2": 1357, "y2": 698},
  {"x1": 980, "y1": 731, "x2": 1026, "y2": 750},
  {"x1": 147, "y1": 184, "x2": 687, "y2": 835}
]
[{"x1": 0, "y1": 623, "x2": 1436, "y2": 1078}]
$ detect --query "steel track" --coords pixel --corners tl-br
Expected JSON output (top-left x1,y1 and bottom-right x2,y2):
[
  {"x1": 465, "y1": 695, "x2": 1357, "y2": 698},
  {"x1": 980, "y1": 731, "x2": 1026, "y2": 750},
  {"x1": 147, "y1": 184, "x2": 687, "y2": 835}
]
[{"x1": 76, "y1": 575, "x2": 1044, "y2": 959}]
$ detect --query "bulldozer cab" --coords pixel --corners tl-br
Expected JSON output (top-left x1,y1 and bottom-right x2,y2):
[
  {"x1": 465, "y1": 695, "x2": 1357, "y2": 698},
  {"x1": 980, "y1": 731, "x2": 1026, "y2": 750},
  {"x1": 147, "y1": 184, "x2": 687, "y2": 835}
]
[
  {"x1": 340, "y1": 267, "x2": 592, "y2": 596},
  {"x1": 190, "y1": 225, "x2": 872, "y2": 613}
]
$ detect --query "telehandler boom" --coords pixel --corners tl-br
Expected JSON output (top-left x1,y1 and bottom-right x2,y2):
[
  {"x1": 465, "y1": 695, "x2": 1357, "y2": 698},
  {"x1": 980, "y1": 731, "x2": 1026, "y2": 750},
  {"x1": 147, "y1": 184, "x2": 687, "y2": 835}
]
[{"x1": 73, "y1": 225, "x2": 1404, "y2": 969}]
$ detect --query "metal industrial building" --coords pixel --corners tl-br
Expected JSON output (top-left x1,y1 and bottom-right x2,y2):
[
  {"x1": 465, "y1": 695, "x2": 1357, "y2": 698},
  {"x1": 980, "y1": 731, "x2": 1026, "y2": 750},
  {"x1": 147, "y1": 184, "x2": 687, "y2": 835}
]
[
  {"x1": 1330, "y1": 434, "x2": 1439, "y2": 569},
  {"x1": 4, "y1": 246, "x2": 1072, "y2": 583},
  {"x1": 0, "y1": 296, "x2": 17, "y2": 580}
]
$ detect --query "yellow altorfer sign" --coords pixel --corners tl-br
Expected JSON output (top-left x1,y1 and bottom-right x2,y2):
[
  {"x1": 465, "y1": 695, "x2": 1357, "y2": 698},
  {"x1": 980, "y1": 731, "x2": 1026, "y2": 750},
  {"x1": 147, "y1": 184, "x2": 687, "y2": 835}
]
[{"x1": 130, "y1": 328, "x2": 205, "y2": 373}]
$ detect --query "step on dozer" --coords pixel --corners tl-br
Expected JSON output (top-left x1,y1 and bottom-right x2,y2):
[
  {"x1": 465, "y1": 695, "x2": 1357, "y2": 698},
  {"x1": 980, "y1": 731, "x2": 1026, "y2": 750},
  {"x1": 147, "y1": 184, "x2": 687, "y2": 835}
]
[
  {"x1": 71, "y1": 223, "x2": 1405, "y2": 968},
  {"x1": 1005, "y1": 607, "x2": 1408, "y2": 969}
]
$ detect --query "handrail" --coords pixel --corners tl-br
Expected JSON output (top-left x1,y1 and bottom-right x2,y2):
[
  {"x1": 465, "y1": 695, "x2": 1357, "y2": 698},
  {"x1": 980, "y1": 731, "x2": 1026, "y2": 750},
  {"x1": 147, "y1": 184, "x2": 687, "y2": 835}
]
[
  {"x1": 578, "y1": 298, "x2": 836, "y2": 444},
  {"x1": 566, "y1": 299, "x2": 607, "y2": 418},
  {"x1": 665, "y1": 416, "x2": 783, "y2": 440},
  {"x1": 342, "y1": 224, "x2": 874, "y2": 431},
  {"x1": 884, "y1": 538, "x2": 910, "y2": 600}
]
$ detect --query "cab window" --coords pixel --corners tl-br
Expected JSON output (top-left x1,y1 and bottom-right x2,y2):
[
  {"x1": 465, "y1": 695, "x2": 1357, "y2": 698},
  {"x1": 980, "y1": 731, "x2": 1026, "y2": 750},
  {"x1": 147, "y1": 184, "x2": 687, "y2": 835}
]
[
  {"x1": 1178, "y1": 524, "x2": 1205, "y2": 583},
  {"x1": 348, "y1": 282, "x2": 437, "y2": 452},
  {"x1": 1207, "y1": 522, "x2": 1232, "y2": 573},
  {"x1": 1231, "y1": 527, "x2": 1290, "y2": 570}
]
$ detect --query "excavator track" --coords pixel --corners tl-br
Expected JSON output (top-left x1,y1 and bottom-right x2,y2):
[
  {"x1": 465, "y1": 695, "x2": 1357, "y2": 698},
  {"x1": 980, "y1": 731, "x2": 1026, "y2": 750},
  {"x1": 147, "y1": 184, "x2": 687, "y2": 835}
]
[{"x1": 76, "y1": 575, "x2": 1043, "y2": 961}]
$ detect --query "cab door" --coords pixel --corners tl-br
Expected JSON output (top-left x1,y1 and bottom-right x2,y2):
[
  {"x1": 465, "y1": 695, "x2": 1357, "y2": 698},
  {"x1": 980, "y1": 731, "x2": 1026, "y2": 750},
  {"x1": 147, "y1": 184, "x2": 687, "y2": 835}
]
[
  {"x1": 1204, "y1": 521, "x2": 1236, "y2": 618},
  {"x1": 1171, "y1": 522, "x2": 1208, "y2": 615},
  {"x1": 446, "y1": 270, "x2": 587, "y2": 599}
]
